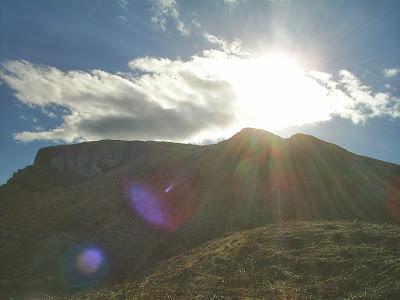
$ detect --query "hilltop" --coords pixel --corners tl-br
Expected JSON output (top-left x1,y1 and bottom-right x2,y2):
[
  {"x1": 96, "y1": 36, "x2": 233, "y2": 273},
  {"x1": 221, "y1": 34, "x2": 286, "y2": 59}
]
[{"x1": 1, "y1": 128, "x2": 400, "y2": 298}]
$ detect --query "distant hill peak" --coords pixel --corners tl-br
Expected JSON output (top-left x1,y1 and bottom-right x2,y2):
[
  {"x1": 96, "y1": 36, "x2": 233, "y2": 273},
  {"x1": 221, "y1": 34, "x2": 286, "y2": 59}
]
[
  {"x1": 2, "y1": 126, "x2": 400, "y2": 298},
  {"x1": 225, "y1": 127, "x2": 283, "y2": 143},
  {"x1": 289, "y1": 132, "x2": 324, "y2": 142}
]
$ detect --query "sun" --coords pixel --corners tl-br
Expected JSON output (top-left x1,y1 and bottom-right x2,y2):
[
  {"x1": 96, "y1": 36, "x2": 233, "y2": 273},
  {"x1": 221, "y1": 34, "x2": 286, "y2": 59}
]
[{"x1": 223, "y1": 51, "x2": 330, "y2": 131}]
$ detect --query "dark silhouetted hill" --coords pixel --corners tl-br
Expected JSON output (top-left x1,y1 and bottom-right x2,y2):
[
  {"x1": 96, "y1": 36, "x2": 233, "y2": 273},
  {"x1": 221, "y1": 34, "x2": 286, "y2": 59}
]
[{"x1": 1, "y1": 128, "x2": 399, "y2": 298}]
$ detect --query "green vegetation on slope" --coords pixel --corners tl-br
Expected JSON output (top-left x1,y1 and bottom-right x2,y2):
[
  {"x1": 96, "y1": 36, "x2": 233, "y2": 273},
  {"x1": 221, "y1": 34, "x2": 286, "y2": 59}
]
[
  {"x1": 71, "y1": 222, "x2": 400, "y2": 300},
  {"x1": 1, "y1": 129, "x2": 400, "y2": 298}
]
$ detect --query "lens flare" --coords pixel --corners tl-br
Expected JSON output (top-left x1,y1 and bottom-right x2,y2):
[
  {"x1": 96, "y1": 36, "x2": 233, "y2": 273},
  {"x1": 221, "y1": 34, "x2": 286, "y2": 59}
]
[
  {"x1": 129, "y1": 175, "x2": 200, "y2": 230},
  {"x1": 164, "y1": 184, "x2": 173, "y2": 193},
  {"x1": 76, "y1": 248, "x2": 103, "y2": 276},
  {"x1": 233, "y1": 158, "x2": 266, "y2": 207},
  {"x1": 385, "y1": 175, "x2": 400, "y2": 223},
  {"x1": 131, "y1": 185, "x2": 166, "y2": 227},
  {"x1": 63, "y1": 244, "x2": 107, "y2": 289}
]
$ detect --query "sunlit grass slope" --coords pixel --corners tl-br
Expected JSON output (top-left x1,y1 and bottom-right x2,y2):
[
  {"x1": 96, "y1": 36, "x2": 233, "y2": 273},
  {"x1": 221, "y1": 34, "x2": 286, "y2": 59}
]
[
  {"x1": 70, "y1": 222, "x2": 400, "y2": 300},
  {"x1": 1, "y1": 128, "x2": 400, "y2": 298}
]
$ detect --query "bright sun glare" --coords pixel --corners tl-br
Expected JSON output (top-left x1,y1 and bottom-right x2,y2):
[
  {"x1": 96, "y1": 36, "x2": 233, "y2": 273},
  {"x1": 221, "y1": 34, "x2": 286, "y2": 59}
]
[{"x1": 221, "y1": 52, "x2": 331, "y2": 131}]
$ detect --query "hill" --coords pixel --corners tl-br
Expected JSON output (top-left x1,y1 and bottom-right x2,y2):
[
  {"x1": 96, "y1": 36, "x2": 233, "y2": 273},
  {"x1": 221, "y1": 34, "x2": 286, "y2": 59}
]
[
  {"x1": 1, "y1": 128, "x2": 400, "y2": 298},
  {"x1": 66, "y1": 222, "x2": 400, "y2": 299}
]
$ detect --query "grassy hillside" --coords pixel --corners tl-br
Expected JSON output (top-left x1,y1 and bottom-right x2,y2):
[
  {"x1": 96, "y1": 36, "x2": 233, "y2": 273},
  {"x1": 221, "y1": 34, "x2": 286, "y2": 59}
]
[
  {"x1": 70, "y1": 222, "x2": 400, "y2": 300},
  {"x1": 1, "y1": 128, "x2": 400, "y2": 298}
]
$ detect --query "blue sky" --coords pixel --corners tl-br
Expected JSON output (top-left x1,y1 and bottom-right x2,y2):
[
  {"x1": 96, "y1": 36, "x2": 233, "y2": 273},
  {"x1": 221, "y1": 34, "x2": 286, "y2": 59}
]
[{"x1": 1, "y1": 0, "x2": 400, "y2": 184}]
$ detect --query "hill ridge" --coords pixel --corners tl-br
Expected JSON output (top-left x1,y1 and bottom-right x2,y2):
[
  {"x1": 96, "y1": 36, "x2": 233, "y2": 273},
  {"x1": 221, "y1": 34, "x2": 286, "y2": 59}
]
[{"x1": 1, "y1": 127, "x2": 400, "y2": 298}]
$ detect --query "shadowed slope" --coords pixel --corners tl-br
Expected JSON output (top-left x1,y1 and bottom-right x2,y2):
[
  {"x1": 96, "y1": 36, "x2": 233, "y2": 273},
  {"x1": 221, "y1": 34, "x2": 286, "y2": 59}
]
[
  {"x1": 68, "y1": 222, "x2": 400, "y2": 299},
  {"x1": 1, "y1": 128, "x2": 399, "y2": 298}
]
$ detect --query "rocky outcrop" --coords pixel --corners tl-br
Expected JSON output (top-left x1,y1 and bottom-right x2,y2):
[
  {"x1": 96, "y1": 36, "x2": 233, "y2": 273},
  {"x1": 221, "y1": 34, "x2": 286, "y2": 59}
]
[
  {"x1": 2, "y1": 128, "x2": 400, "y2": 299},
  {"x1": 34, "y1": 140, "x2": 139, "y2": 178},
  {"x1": 8, "y1": 139, "x2": 195, "y2": 187}
]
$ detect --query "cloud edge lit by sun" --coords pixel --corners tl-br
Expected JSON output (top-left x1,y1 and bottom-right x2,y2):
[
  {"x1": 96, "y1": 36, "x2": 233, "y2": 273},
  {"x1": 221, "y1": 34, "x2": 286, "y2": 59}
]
[{"x1": 0, "y1": 33, "x2": 399, "y2": 144}]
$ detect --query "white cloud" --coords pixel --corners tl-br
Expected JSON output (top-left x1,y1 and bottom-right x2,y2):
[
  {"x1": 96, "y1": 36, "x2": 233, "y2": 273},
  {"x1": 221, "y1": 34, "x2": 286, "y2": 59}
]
[
  {"x1": 220, "y1": 0, "x2": 245, "y2": 6},
  {"x1": 383, "y1": 68, "x2": 400, "y2": 78},
  {"x1": 1, "y1": 41, "x2": 399, "y2": 143},
  {"x1": 116, "y1": 15, "x2": 127, "y2": 22},
  {"x1": 150, "y1": 0, "x2": 189, "y2": 35},
  {"x1": 116, "y1": 0, "x2": 128, "y2": 10},
  {"x1": 0, "y1": 59, "x2": 235, "y2": 142},
  {"x1": 323, "y1": 69, "x2": 399, "y2": 123},
  {"x1": 308, "y1": 70, "x2": 332, "y2": 82},
  {"x1": 220, "y1": 0, "x2": 285, "y2": 8},
  {"x1": 203, "y1": 33, "x2": 249, "y2": 56}
]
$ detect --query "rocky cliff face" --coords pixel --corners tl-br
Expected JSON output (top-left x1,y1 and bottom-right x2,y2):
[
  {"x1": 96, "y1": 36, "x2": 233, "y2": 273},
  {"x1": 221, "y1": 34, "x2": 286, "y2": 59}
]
[
  {"x1": 1, "y1": 128, "x2": 400, "y2": 299},
  {"x1": 8, "y1": 139, "x2": 196, "y2": 187},
  {"x1": 34, "y1": 140, "x2": 140, "y2": 178}
]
